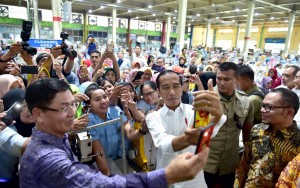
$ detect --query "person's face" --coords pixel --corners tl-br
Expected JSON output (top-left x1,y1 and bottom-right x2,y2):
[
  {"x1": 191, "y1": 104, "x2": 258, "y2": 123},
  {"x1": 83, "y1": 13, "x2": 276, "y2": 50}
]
[
  {"x1": 142, "y1": 72, "x2": 152, "y2": 82},
  {"x1": 261, "y1": 92, "x2": 292, "y2": 130},
  {"x1": 150, "y1": 57, "x2": 154, "y2": 62},
  {"x1": 90, "y1": 52, "x2": 100, "y2": 66},
  {"x1": 104, "y1": 70, "x2": 116, "y2": 84},
  {"x1": 156, "y1": 59, "x2": 165, "y2": 67},
  {"x1": 266, "y1": 81, "x2": 273, "y2": 89},
  {"x1": 282, "y1": 67, "x2": 296, "y2": 89},
  {"x1": 20, "y1": 102, "x2": 35, "y2": 124},
  {"x1": 89, "y1": 89, "x2": 109, "y2": 115},
  {"x1": 237, "y1": 76, "x2": 248, "y2": 91},
  {"x1": 142, "y1": 85, "x2": 159, "y2": 105},
  {"x1": 182, "y1": 81, "x2": 189, "y2": 93},
  {"x1": 38, "y1": 57, "x2": 48, "y2": 66},
  {"x1": 268, "y1": 70, "x2": 275, "y2": 78},
  {"x1": 135, "y1": 46, "x2": 141, "y2": 55},
  {"x1": 212, "y1": 63, "x2": 219, "y2": 72},
  {"x1": 35, "y1": 90, "x2": 76, "y2": 137},
  {"x1": 16, "y1": 77, "x2": 25, "y2": 89},
  {"x1": 103, "y1": 81, "x2": 114, "y2": 99},
  {"x1": 216, "y1": 69, "x2": 237, "y2": 96},
  {"x1": 38, "y1": 70, "x2": 48, "y2": 79},
  {"x1": 294, "y1": 71, "x2": 300, "y2": 89},
  {"x1": 158, "y1": 73, "x2": 182, "y2": 110},
  {"x1": 179, "y1": 59, "x2": 185, "y2": 64},
  {"x1": 122, "y1": 70, "x2": 129, "y2": 80},
  {"x1": 117, "y1": 52, "x2": 124, "y2": 59},
  {"x1": 10, "y1": 80, "x2": 22, "y2": 90},
  {"x1": 124, "y1": 84, "x2": 135, "y2": 99}
]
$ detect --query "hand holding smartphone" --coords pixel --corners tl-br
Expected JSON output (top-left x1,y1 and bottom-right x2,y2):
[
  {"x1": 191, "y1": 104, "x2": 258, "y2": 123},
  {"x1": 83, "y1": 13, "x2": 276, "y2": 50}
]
[
  {"x1": 195, "y1": 123, "x2": 215, "y2": 154},
  {"x1": 132, "y1": 71, "x2": 144, "y2": 83},
  {"x1": 2, "y1": 102, "x2": 22, "y2": 126}
]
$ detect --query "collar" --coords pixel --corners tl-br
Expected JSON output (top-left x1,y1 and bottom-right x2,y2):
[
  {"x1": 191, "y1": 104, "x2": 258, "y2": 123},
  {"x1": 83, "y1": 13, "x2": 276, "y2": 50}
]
[
  {"x1": 161, "y1": 103, "x2": 184, "y2": 117},
  {"x1": 32, "y1": 128, "x2": 68, "y2": 146},
  {"x1": 264, "y1": 121, "x2": 298, "y2": 139},
  {"x1": 245, "y1": 84, "x2": 260, "y2": 95},
  {"x1": 215, "y1": 87, "x2": 243, "y2": 102}
]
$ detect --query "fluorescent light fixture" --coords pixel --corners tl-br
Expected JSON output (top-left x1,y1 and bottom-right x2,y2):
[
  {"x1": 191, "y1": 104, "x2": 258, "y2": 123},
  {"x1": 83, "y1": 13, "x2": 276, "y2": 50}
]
[
  {"x1": 88, "y1": 9, "x2": 92, "y2": 13},
  {"x1": 235, "y1": 8, "x2": 239, "y2": 12},
  {"x1": 212, "y1": 3, "x2": 215, "y2": 6},
  {"x1": 136, "y1": 16, "x2": 139, "y2": 19},
  {"x1": 173, "y1": 17, "x2": 176, "y2": 19},
  {"x1": 148, "y1": 5, "x2": 152, "y2": 8},
  {"x1": 156, "y1": 19, "x2": 158, "y2": 21},
  {"x1": 117, "y1": 0, "x2": 121, "y2": 3},
  {"x1": 216, "y1": 17, "x2": 219, "y2": 19},
  {"x1": 197, "y1": 14, "x2": 200, "y2": 17},
  {"x1": 192, "y1": 19, "x2": 194, "y2": 21},
  {"x1": 128, "y1": 9, "x2": 132, "y2": 12},
  {"x1": 175, "y1": 10, "x2": 177, "y2": 12},
  {"x1": 271, "y1": 17, "x2": 274, "y2": 19},
  {"x1": 172, "y1": 21, "x2": 175, "y2": 24},
  {"x1": 152, "y1": 13, "x2": 156, "y2": 16}
]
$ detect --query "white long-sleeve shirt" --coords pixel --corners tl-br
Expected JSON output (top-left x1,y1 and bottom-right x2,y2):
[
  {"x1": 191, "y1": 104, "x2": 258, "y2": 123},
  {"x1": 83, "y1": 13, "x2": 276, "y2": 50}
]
[{"x1": 146, "y1": 103, "x2": 226, "y2": 188}]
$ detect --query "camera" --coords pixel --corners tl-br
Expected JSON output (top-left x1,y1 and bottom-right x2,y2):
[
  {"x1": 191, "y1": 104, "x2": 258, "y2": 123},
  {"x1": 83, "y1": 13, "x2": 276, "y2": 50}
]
[
  {"x1": 20, "y1": 20, "x2": 37, "y2": 56},
  {"x1": 60, "y1": 32, "x2": 77, "y2": 59}
]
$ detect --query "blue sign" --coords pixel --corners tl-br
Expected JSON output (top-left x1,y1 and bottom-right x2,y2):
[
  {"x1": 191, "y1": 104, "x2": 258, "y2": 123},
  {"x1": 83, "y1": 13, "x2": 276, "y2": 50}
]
[{"x1": 28, "y1": 39, "x2": 62, "y2": 48}]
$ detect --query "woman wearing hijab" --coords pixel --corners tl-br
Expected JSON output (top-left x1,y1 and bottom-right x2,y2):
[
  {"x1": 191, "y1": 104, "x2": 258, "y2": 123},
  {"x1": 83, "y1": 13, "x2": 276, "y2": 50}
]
[
  {"x1": 259, "y1": 76, "x2": 273, "y2": 95},
  {"x1": 0, "y1": 74, "x2": 23, "y2": 98},
  {"x1": 268, "y1": 68, "x2": 281, "y2": 89}
]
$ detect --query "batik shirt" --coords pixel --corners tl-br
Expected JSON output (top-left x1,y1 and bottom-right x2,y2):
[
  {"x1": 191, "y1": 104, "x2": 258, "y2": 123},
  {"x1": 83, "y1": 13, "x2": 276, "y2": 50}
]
[
  {"x1": 234, "y1": 121, "x2": 300, "y2": 188},
  {"x1": 276, "y1": 152, "x2": 300, "y2": 187}
]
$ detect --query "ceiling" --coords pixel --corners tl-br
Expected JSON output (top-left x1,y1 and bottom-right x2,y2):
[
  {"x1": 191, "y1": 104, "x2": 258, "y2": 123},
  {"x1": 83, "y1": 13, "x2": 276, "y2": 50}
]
[{"x1": 1, "y1": 0, "x2": 300, "y2": 27}]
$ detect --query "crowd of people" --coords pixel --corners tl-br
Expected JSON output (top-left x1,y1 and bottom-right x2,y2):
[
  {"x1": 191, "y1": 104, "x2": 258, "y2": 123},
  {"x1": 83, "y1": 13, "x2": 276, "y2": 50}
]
[{"x1": 1, "y1": 33, "x2": 300, "y2": 188}]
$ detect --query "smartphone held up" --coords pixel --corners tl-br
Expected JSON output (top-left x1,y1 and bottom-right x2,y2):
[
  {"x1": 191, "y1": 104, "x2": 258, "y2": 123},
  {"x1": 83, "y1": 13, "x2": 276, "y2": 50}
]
[{"x1": 195, "y1": 123, "x2": 215, "y2": 154}]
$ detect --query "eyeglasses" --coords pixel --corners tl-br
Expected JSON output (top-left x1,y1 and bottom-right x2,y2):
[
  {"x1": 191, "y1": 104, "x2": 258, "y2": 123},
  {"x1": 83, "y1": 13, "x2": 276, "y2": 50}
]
[
  {"x1": 38, "y1": 102, "x2": 80, "y2": 113},
  {"x1": 123, "y1": 72, "x2": 129, "y2": 74},
  {"x1": 143, "y1": 90, "x2": 156, "y2": 98},
  {"x1": 234, "y1": 113, "x2": 242, "y2": 129},
  {"x1": 261, "y1": 103, "x2": 290, "y2": 112}
]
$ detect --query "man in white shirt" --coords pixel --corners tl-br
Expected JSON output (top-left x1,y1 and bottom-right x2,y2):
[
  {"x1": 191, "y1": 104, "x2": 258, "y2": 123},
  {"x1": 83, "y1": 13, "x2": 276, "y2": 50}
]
[
  {"x1": 128, "y1": 40, "x2": 147, "y2": 67},
  {"x1": 146, "y1": 70, "x2": 226, "y2": 187},
  {"x1": 88, "y1": 50, "x2": 101, "y2": 78}
]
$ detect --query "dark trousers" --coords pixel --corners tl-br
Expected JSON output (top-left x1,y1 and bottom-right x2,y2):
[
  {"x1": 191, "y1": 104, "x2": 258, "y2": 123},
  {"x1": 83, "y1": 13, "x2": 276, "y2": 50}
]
[{"x1": 204, "y1": 171, "x2": 235, "y2": 188}]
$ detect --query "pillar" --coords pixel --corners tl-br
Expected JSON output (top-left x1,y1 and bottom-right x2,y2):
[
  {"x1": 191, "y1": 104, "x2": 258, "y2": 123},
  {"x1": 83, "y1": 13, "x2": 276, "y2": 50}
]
[
  {"x1": 83, "y1": 13, "x2": 88, "y2": 44},
  {"x1": 242, "y1": 0, "x2": 255, "y2": 56},
  {"x1": 127, "y1": 18, "x2": 131, "y2": 44},
  {"x1": 283, "y1": 12, "x2": 295, "y2": 57},
  {"x1": 161, "y1": 22, "x2": 166, "y2": 45},
  {"x1": 26, "y1": 0, "x2": 32, "y2": 21},
  {"x1": 235, "y1": 25, "x2": 241, "y2": 48},
  {"x1": 33, "y1": 0, "x2": 40, "y2": 39},
  {"x1": 189, "y1": 25, "x2": 194, "y2": 48},
  {"x1": 205, "y1": 21, "x2": 211, "y2": 46},
  {"x1": 112, "y1": 9, "x2": 117, "y2": 45},
  {"x1": 177, "y1": 0, "x2": 188, "y2": 49},
  {"x1": 51, "y1": 0, "x2": 62, "y2": 39},
  {"x1": 166, "y1": 16, "x2": 171, "y2": 51},
  {"x1": 258, "y1": 26, "x2": 264, "y2": 49}
]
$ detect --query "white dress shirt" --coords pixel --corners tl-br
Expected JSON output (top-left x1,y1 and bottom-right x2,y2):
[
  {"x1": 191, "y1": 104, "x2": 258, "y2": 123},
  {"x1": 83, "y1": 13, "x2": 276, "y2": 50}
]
[
  {"x1": 130, "y1": 53, "x2": 147, "y2": 67},
  {"x1": 146, "y1": 103, "x2": 226, "y2": 188}
]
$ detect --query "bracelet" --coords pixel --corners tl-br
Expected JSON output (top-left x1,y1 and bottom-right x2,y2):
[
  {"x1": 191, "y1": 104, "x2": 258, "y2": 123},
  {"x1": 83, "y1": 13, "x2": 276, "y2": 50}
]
[{"x1": 139, "y1": 128, "x2": 148, "y2": 135}]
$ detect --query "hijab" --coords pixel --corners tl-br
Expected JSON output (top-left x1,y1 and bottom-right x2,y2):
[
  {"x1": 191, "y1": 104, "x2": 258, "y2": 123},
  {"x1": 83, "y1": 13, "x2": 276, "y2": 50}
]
[{"x1": 0, "y1": 74, "x2": 20, "y2": 98}]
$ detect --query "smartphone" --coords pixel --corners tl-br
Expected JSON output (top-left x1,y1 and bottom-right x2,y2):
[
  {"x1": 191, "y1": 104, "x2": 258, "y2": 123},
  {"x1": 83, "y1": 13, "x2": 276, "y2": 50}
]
[
  {"x1": 107, "y1": 43, "x2": 114, "y2": 52},
  {"x1": 2, "y1": 102, "x2": 22, "y2": 126},
  {"x1": 151, "y1": 64, "x2": 164, "y2": 73},
  {"x1": 132, "y1": 71, "x2": 144, "y2": 83},
  {"x1": 20, "y1": 65, "x2": 39, "y2": 74},
  {"x1": 195, "y1": 123, "x2": 215, "y2": 154},
  {"x1": 194, "y1": 110, "x2": 210, "y2": 128}
]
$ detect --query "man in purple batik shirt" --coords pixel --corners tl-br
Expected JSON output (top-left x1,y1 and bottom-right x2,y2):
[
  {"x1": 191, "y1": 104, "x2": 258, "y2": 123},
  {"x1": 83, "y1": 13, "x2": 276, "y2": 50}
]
[{"x1": 18, "y1": 78, "x2": 209, "y2": 188}]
